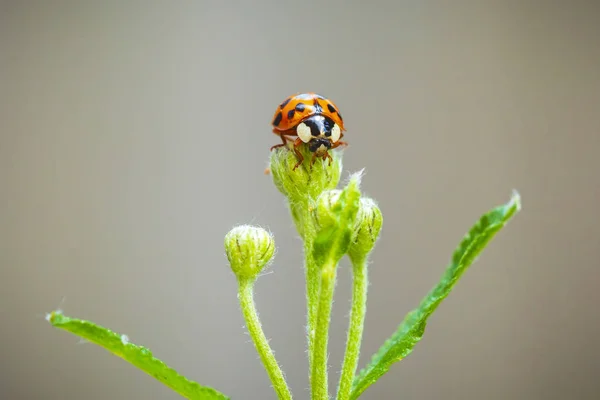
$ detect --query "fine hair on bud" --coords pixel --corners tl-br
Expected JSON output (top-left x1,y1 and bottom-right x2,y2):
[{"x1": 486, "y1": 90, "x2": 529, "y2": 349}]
[
  {"x1": 269, "y1": 145, "x2": 343, "y2": 203},
  {"x1": 224, "y1": 225, "x2": 276, "y2": 281},
  {"x1": 313, "y1": 189, "x2": 343, "y2": 229},
  {"x1": 349, "y1": 197, "x2": 383, "y2": 260}
]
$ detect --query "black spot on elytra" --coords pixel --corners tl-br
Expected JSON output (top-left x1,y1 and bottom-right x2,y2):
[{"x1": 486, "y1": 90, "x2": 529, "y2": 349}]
[
  {"x1": 279, "y1": 97, "x2": 291, "y2": 109},
  {"x1": 287, "y1": 109, "x2": 295, "y2": 119},
  {"x1": 273, "y1": 112, "x2": 282, "y2": 126},
  {"x1": 327, "y1": 103, "x2": 336, "y2": 113},
  {"x1": 295, "y1": 103, "x2": 306, "y2": 112}
]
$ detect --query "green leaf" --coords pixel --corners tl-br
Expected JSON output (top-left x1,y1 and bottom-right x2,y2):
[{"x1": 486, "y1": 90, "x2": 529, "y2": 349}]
[
  {"x1": 350, "y1": 191, "x2": 521, "y2": 399},
  {"x1": 47, "y1": 311, "x2": 229, "y2": 400}
]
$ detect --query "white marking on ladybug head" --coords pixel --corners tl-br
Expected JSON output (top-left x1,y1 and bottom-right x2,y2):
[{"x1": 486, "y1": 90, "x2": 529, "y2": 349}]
[
  {"x1": 330, "y1": 123, "x2": 341, "y2": 143},
  {"x1": 297, "y1": 122, "x2": 312, "y2": 143}
]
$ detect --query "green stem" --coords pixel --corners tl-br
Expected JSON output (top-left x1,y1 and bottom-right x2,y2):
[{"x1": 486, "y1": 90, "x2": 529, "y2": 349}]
[
  {"x1": 311, "y1": 259, "x2": 338, "y2": 400},
  {"x1": 336, "y1": 255, "x2": 368, "y2": 400},
  {"x1": 305, "y1": 234, "x2": 319, "y2": 362},
  {"x1": 293, "y1": 203, "x2": 319, "y2": 372},
  {"x1": 238, "y1": 279, "x2": 293, "y2": 400}
]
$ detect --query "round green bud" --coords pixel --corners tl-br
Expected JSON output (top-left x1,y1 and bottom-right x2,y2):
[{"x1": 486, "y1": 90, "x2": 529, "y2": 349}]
[
  {"x1": 269, "y1": 144, "x2": 342, "y2": 204},
  {"x1": 313, "y1": 189, "x2": 343, "y2": 230},
  {"x1": 311, "y1": 173, "x2": 363, "y2": 264},
  {"x1": 348, "y1": 197, "x2": 383, "y2": 261},
  {"x1": 224, "y1": 225, "x2": 275, "y2": 281},
  {"x1": 312, "y1": 172, "x2": 363, "y2": 232}
]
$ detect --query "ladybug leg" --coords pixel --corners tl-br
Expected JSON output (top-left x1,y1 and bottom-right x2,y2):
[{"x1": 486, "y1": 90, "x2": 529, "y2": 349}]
[
  {"x1": 323, "y1": 151, "x2": 333, "y2": 165},
  {"x1": 270, "y1": 133, "x2": 290, "y2": 151},
  {"x1": 331, "y1": 140, "x2": 348, "y2": 150},
  {"x1": 330, "y1": 131, "x2": 348, "y2": 149},
  {"x1": 292, "y1": 138, "x2": 305, "y2": 171}
]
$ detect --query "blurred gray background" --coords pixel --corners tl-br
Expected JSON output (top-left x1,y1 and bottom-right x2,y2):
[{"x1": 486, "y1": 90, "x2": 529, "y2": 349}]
[{"x1": 2, "y1": 1, "x2": 599, "y2": 399}]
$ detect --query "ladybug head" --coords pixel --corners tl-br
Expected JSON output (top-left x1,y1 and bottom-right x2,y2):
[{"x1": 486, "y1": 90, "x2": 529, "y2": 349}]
[{"x1": 296, "y1": 115, "x2": 341, "y2": 156}]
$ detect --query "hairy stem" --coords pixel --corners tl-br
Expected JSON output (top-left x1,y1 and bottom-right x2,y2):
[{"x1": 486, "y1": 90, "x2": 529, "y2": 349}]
[
  {"x1": 305, "y1": 235, "x2": 319, "y2": 361},
  {"x1": 295, "y1": 204, "x2": 319, "y2": 373},
  {"x1": 336, "y1": 255, "x2": 368, "y2": 400},
  {"x1": 238, "y1": 279, "x2": 293, "y2": 400},
  {"x1": 311, "y1": 260, "x2": 338, "y2": 400}
]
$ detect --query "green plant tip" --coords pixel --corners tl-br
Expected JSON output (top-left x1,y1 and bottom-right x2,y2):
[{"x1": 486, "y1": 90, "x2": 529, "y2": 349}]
[{"x1": 44, "y1": 95, "x2": 525, "y2": 400}]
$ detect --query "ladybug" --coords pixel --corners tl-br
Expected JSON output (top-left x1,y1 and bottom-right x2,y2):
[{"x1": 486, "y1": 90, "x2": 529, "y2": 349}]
[{"x1": 270, "y1": 92, "x2": 347, "y2": 170}]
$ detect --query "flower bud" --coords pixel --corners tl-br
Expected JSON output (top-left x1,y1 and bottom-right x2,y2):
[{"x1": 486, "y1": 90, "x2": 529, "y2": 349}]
[
  {"x1": 269, "y1": 144, "x2": 342, "y2": 203},
  {"x1": 311, "y1": 172, "x2": 362, "y2": 264},
  {"x1": 224, "y1": 225, "x2": 275, "y2": 281},
  {"x1": 313, "y1": 189, "x2": 343, "y2": 230},
  {"x1": 348, "y1": 197, "x2": 383, "y2": 261}
]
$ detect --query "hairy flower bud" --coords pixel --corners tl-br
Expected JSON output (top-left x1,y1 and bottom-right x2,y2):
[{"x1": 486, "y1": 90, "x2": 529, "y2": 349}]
[
  {"x1": 311, "y1": 172, "x2": 362, "y2": 265},
  {"x1": 313, "y1": 189, "x2": 343, "y2": 230},
  {"x1": 348, "y1": 197, "x2": 383, "y2": 261},
  {"x1": 224, "y1": 225, "x2": 275, "y2": 281},
  {"x1": 269, "y1": 144, "x2": 342, "y2": 204}
]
